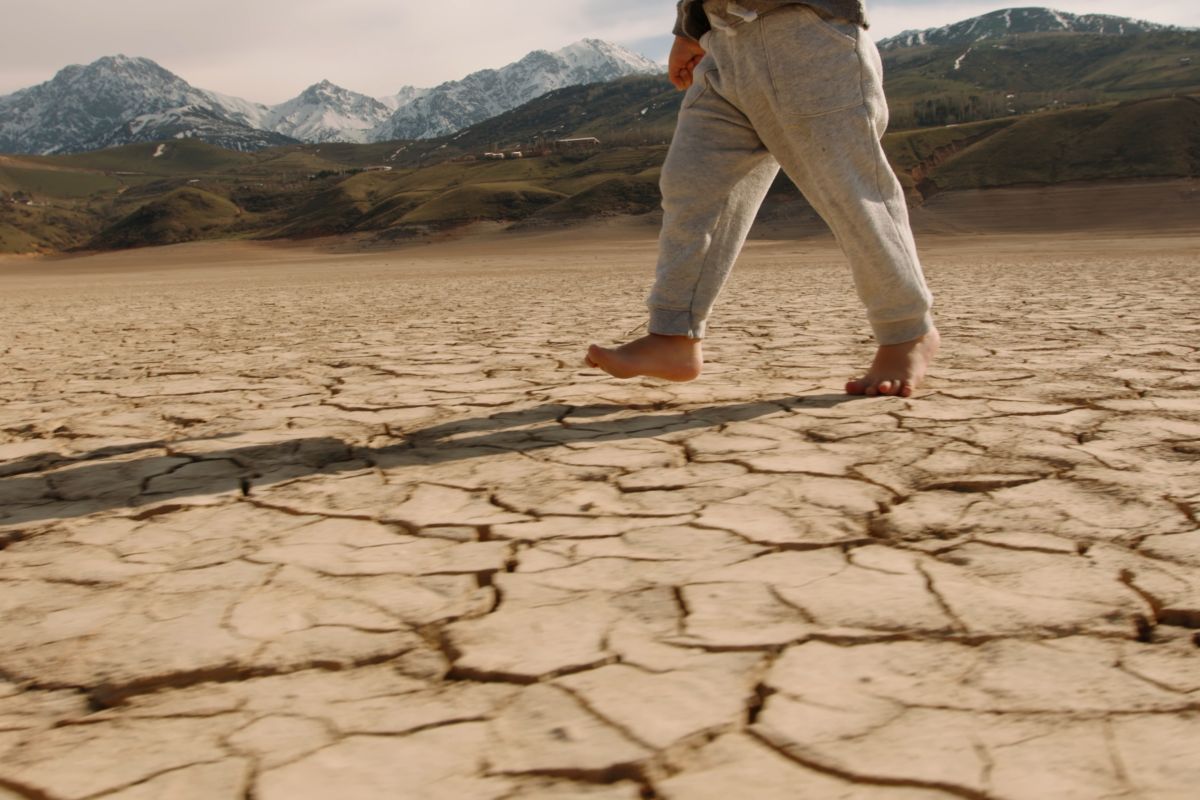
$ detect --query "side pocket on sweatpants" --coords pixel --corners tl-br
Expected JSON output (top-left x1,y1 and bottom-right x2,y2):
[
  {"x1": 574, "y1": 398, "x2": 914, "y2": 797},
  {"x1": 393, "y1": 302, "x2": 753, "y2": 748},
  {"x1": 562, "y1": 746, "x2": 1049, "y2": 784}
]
[
  {"x1": 682, "y1": 59, "x2": 715, "y2": 110},
  {"x1": 761, "y1": 7, "x2": 864, "y2": 118}
]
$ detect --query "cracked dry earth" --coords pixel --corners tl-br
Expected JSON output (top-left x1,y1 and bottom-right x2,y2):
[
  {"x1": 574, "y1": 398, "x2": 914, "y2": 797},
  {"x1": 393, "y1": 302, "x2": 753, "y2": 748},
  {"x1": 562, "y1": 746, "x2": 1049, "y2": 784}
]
[{"x1": 1, "y1": 230, "x2": 1198, "y2": 800}]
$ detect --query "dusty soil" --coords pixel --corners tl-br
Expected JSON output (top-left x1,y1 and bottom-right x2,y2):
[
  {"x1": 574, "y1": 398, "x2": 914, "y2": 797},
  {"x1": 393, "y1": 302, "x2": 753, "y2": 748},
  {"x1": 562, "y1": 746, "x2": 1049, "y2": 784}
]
[{"x1": 1, "y1": 226, "x2": 1198, "y2": 799}]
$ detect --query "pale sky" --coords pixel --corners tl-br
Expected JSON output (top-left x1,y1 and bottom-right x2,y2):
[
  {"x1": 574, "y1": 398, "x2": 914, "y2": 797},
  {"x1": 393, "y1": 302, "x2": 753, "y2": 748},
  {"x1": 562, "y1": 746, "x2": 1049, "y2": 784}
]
[{"x1": 1, "y1": 1, "x2": 1196, "y2": 104}]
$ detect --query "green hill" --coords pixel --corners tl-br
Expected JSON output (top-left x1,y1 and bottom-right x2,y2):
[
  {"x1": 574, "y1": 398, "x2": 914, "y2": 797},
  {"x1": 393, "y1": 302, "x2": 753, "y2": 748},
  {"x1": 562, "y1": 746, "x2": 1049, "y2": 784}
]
[
  {"x1": 521, "y1": 176, "x2": 661, "y2": 225},
  {"x1": 87, "y1": 187, "x2": 244, "y2": 250},
  {"x1": 46, "y1": 140, "x2": 258, "y2": 176},
  {"x1": 0, "y1": 203, "x2": 97, "y2": 252},
  {"x1": 927, "y1": 95, "x2": 1200, "y2": 189},
  {"x1": 270, "y1": 170, "x2": 419, "y2": 238},
  {"x1": 0, "y1": 162, "x2": 121, "y2": 198},
  {"x1": 882, "y1": 29, "x2": 1200, "y2": 127},
  {"x1": 400, "y1": 183, "x2": 567, "y2": 225},
  {"x1": 268, "y1": 145, "x2": 670, "y2": 237},
  {"x1": 883, "y1": 118, "x2": 1019, "y2": 196},
  {"x1": 447, "y1": 75, "x2": 680, "y2": 152}
]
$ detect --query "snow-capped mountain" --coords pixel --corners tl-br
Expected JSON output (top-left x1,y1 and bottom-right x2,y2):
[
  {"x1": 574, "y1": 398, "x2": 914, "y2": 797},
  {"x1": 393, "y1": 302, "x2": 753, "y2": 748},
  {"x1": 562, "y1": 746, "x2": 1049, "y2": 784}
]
[
  {"x1": 0, "y1": 55, "x2": 285, "y2": 154},
  {"x1": 101, "y1": 105, "x2": 297, "y2": 152},
  {"x1": 380, "y1": 85, "x2": 429, "y2": 112},
  {"x1": 264, "y1": 80, "x2": 394, "y2": 144},
  {"x1": 0, "y1": 39, "x2": 661, "y2": 154},
  {"x1": 373, "y1": 39, "x2": 661, "y2": 141},
  {"x1": 879, "y1": 7, "x2": 1172, "y2": 50}
]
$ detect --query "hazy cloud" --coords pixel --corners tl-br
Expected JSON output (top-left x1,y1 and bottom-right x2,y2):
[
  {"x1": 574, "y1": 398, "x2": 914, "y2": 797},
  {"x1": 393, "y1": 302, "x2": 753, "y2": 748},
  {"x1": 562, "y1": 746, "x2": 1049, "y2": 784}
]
[{"x1": 1, "y1": 1, "x2": 1196, "y2": 103}]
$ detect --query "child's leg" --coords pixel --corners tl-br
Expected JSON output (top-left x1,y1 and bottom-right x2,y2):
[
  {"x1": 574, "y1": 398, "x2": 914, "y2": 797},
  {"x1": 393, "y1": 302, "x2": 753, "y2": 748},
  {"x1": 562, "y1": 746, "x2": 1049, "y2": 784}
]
[
  {"x1": 751, "y1": 10, "x2": 938, "y2": 396},
  {"x1": 586, "y1": 53, "x2": 779, "y2": 381}
]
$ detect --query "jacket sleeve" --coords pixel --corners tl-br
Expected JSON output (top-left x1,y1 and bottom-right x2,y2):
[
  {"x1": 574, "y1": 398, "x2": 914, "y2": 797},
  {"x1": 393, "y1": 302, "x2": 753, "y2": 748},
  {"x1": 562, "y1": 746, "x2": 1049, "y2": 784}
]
[{"x1": 673, "y1": 0, "x2": 712, "y2": 39}]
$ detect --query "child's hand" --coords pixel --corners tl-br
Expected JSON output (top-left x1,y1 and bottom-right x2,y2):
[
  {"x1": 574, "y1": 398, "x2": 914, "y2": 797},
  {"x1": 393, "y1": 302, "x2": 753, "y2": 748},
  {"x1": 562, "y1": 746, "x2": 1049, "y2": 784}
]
[{"x1": 668, "y1": 35, "x2": 707, "y2": 90}]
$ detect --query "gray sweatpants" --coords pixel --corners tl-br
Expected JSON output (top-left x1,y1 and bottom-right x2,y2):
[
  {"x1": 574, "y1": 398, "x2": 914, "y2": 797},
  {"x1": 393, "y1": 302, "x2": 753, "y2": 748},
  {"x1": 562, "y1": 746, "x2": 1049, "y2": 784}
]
[{"x1": 648, "y1": 5, "x2": 934, "y2": 345}]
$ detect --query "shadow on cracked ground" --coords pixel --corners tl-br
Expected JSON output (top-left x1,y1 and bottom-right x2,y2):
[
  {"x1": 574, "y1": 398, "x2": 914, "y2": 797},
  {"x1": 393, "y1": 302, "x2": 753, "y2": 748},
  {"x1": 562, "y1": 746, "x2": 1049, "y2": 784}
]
[{"x1": 1, "y1": 396, "x2": 858, "y2": 526}]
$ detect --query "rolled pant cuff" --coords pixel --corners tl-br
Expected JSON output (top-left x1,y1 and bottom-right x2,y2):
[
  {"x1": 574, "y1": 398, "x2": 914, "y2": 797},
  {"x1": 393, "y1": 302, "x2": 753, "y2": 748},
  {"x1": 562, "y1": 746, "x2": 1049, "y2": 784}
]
[
  {"x1": 648, "y1": 307, "x2": 706, "y2": 339},
  {"x1": 872, "y1": 312, "x2": 934, "y2": 346}
]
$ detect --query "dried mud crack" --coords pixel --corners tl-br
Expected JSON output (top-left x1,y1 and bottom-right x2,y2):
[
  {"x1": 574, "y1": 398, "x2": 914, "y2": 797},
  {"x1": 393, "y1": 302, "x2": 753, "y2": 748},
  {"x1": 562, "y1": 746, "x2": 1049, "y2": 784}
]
[{"x1": 1, "y1": 234, "x2": 1198, "y2": 799}]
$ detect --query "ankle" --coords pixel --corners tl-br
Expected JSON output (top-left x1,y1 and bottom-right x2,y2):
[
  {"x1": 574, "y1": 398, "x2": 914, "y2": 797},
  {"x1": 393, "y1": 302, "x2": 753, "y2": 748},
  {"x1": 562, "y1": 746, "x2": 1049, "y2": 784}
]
[{"x1": 648, "y1": 332, "x2": 702, "y2": 351}]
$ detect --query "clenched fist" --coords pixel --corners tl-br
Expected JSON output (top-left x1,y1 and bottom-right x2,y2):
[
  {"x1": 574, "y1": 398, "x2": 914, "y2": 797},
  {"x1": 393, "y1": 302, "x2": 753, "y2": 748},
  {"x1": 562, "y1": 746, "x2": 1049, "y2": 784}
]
[{"x1": 668, "y1": 35, "x2": 707, "y2": 90}]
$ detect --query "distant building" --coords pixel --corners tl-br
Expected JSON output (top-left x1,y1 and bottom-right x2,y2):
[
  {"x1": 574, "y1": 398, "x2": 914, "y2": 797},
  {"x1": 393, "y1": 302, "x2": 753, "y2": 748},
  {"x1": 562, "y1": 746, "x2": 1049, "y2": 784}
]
[
  {"x1": 553, "y1": 137, "x2": 601, "y2": 154},
  {"x1": 483, "y1": 152, "x2": 506, "y2": 160},
  {"x1": 1181, "y1": 57, "x2": 1193, "y2": 66},
  {"x1": 509, "y1": 151, "x2": 523, "y2": 159}
]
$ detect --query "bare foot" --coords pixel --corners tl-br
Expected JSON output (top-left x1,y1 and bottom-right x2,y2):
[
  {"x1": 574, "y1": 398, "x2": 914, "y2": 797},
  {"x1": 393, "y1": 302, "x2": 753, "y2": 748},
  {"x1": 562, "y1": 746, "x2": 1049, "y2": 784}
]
[
  {"x1": 846, "y1": 328, "x2": 940, "y2": 398},
  {"x1": 585, "y1": 334, "x2": 703, "y2": 382}
]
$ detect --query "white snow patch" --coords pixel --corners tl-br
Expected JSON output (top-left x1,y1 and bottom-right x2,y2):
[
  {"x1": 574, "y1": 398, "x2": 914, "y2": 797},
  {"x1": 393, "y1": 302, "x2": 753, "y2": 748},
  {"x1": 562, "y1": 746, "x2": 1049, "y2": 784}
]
[
  {"x1": 203, "y1": 89, "x2": 270, "y2": 129},
  {"x1": 1050, "y1": 10, "x2": 1070, "y2": 29},
  {"x1": 152, "y1": 144, "x2": 166, "y2": 158},
  {"x1": 954, "y1": 48, "x2": 972, "y2": 71}
]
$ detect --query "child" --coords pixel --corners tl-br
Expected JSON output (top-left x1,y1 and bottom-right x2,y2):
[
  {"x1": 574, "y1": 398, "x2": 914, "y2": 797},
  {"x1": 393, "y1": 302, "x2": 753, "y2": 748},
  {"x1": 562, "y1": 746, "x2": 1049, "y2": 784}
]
[{"x1": 586, "y1": 0, "x2": 938, "y2": 397}]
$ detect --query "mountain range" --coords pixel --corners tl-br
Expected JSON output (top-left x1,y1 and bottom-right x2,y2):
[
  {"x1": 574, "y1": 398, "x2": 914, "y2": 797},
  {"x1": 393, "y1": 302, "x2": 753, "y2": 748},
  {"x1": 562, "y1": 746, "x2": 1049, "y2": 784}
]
[
  {"x1": 2, "y1": 7, "x2": 1198, "y2": 255},
  {"x1": 3, "y1": 6, "x2": 1193, "y2": 158},
  {"x1": 377, "y1": 40, "x2": 662, "y2": 141},
  {"x1": 0, "y1": 40, "x2": 660, "y2": 155},
  {"x1": 878, "y1": 6, "x2": 1174, "y2": 49}
]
